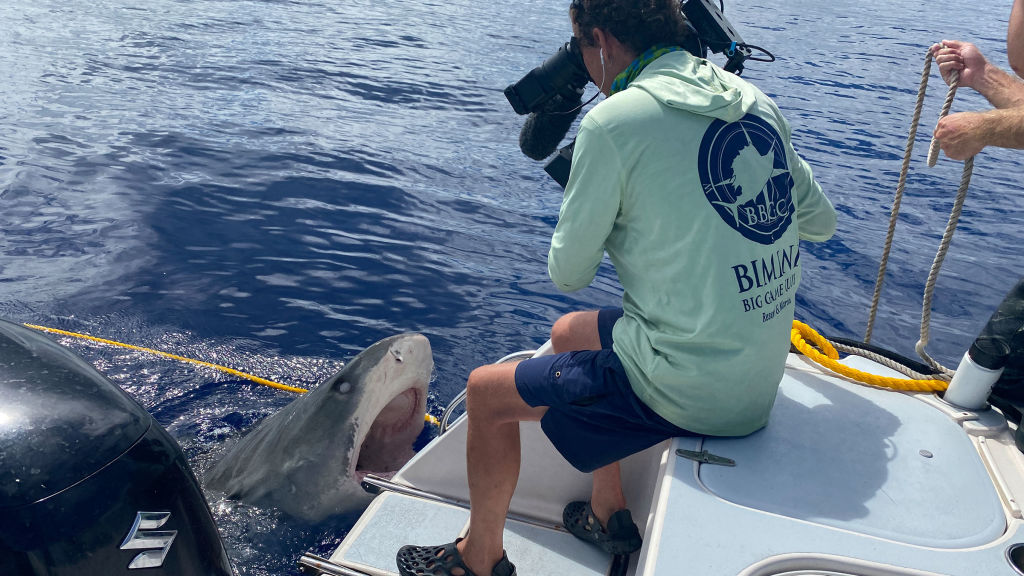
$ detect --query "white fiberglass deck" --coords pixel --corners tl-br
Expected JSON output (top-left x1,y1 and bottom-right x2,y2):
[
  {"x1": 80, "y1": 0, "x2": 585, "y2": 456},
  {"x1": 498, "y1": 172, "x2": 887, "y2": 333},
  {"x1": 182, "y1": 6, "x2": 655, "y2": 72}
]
[
  {"x1": 641, "y1": 356, "x2": 1019, "y2": 576},
  {"x1": 329, "y1": 353, "x2": 1024, "y2": 576},
  {"x1": 334, "y1": 493, "x2": 610, "y2": 576},
  {"x1": 701, "y1": 360, "x2": 1005, "y2": 548}
]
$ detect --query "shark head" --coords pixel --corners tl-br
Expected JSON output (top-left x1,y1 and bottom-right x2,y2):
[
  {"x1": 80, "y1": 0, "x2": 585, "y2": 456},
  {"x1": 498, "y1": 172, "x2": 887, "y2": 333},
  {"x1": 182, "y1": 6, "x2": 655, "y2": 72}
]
[
  {"x1": 205, "y1": 333, "x2": 433, "y2": 523},
  {"x1": 329, "y1": 333, "x2": 433, "y2": 482}
]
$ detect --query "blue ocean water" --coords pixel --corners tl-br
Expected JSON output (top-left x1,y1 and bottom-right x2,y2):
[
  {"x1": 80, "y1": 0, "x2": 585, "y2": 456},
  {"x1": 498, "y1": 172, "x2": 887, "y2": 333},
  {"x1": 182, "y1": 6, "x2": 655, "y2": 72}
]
[{"x1": 1, "y1": 0, "x2": 1021, "y2": 574}]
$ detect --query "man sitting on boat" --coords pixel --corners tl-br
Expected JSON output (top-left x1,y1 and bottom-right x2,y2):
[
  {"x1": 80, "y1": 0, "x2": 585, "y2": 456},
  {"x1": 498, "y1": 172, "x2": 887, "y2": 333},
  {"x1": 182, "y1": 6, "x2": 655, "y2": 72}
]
[{"x1": 397, "y1": 2, "x2": 836, "y2": 575}]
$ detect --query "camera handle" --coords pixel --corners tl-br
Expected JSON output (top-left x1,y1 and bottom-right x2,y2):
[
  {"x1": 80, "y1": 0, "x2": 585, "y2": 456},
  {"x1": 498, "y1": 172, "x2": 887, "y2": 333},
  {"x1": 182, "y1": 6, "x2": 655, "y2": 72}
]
[{"x1": 544, "y1": 140, "x2": 576, "y2": 189}]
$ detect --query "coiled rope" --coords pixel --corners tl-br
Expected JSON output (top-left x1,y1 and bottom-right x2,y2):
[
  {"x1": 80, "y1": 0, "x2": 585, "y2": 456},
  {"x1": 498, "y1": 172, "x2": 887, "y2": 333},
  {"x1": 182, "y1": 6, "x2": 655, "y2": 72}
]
[
  {"x1": 791, "y1": 320, "x2": 949, "y2": 392},
  {"x1": 829, "y1": 340, "x2": 941, "y2": 382},
  {"x1": 863, "y1": 44, "x2": 974, "y2": 378},
  {"x1": 23, "y1": 323, "x2": 441, "y2": 426}
]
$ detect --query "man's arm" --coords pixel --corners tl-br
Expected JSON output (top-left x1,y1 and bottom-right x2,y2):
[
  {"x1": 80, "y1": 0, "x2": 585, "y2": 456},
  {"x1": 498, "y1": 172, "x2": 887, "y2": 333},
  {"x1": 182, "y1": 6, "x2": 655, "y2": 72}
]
[
  {"x1": 775, "y1": 111, "x2": 836, "y2": 242},
  {"x1": 548, "y1": 116, "x2": 621, "y2": 292},
  {"x1": 1009, "y1": 0, "x2": 1024, "y2": 77},
  {"x1": 934, "y1": 107, "x2": 1024, "y2": 160},
  {"x1": 789, "y1": 153, "x2": 836, "y2": 242},
  {"x1": 932, "y1": 40, "x2": 1024, "y2": 109}
]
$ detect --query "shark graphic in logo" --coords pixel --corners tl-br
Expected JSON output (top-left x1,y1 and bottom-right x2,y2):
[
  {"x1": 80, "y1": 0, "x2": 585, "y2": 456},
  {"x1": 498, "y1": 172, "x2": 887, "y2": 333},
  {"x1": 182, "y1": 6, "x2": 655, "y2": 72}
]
[{"x1": 698, "y1": 113, "x2": 795, "y2": 245}]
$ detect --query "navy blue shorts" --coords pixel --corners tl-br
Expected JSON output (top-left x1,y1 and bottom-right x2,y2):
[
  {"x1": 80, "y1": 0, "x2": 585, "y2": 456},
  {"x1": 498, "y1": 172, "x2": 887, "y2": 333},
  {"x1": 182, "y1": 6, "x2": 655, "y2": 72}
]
[{"x1": 515, "y1": 309, "x2": 698, "y2": 473}]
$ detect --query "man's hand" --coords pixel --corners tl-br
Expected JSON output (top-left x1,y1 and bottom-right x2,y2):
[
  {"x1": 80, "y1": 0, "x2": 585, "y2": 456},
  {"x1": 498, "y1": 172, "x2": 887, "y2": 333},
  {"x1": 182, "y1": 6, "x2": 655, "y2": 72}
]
[
  {"x1": 933, "y1": 111, "x2": 989, "y2": 160},
  {"x1": 932, "y1": 40, "x2": 1024, "y2": 109},
  {"x1": 931, "y1": 40, "x2": 991, "y2": 90}
]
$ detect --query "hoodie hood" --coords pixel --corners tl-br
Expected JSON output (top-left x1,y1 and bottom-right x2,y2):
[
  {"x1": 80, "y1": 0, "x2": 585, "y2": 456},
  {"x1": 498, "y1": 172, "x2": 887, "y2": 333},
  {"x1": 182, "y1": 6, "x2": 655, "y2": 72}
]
[{"x1": 628, "y1": 51, "x2": 757, "y2": 122}]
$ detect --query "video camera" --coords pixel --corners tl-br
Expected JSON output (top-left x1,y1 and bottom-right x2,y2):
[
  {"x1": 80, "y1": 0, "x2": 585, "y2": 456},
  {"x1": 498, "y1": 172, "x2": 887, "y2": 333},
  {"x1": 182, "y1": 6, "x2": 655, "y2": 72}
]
[{"x1": 504, "y1": 0, "x2": 772, "y2": 188}]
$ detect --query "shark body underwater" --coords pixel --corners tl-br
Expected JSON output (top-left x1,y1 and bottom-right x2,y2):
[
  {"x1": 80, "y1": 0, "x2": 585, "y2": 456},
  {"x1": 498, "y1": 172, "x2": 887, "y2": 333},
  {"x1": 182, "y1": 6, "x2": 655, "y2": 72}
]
[{"x1": 205, "y1": 333, "x2": 433, "y2": 523}]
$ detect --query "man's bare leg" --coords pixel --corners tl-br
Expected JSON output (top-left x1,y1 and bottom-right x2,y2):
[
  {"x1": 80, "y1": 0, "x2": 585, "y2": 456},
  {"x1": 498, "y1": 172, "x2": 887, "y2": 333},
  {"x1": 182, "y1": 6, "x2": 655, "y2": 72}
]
[
  {"x1": 457, "y1": 363, "x2": 546, "y2": 575},
  {"x1": 551, "y1": 310, "x2": 628, "y2": 528},
  {"x1": 590, "y1": 461, "x2": 628, "y2": 527}
]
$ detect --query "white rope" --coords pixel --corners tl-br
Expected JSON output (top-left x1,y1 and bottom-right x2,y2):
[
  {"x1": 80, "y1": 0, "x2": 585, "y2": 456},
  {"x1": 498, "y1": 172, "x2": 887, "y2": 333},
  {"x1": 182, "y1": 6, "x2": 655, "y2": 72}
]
[
  {"x1": 832, "y1": 342, "x2": 951, "y2": 382},
  {"x1": 865, "y1": 50, "x2": 935, "y2": 343},
  {"x1": 863, "y1": 45, "x2": 974, "y2": 377},
  {"x1": 915, "y1": 156, "x2": 973, "y2": 377}
]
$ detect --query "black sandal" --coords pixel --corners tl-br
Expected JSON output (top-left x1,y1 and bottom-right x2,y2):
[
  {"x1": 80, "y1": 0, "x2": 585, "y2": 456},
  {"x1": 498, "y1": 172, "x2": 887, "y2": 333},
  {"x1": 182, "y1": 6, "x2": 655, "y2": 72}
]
[
  {"x1": 562, "y1": 501, "x2": 642, "y2": 555},
  {"x1": 396, "y1": 538, "x2": 516, "y2": 576}
]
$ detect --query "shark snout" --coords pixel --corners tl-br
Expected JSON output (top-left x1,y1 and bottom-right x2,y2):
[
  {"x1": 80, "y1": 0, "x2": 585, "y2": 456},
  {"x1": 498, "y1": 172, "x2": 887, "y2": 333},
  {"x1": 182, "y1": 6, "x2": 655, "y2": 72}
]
[{"x1": 389, "y1": 333, "x2": 432, "y2": 374}]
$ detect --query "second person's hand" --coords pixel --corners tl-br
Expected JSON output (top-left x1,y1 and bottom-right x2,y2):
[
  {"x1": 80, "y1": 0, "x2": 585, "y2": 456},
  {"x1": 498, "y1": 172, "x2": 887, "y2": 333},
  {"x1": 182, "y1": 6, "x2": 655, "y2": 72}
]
[
  {"x1": 931, "y1": 40, "x2": 991, "y2": 90},
  {"x1": 934, "y1": 111, "x2": 989, "y2": 160}
]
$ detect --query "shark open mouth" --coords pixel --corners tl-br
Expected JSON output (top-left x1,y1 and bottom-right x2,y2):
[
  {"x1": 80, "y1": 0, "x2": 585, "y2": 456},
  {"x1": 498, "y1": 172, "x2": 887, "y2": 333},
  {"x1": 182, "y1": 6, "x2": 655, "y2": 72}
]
[{"x1": 354, "y1": 387, "x2": 425, "y2": 482}]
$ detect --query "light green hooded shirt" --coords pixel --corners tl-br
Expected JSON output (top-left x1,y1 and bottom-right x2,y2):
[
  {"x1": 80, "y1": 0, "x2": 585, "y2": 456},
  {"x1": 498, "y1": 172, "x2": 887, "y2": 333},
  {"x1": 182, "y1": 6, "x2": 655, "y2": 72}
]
[{"x1": 548, "y1": 50, "x2": 836, "y2": 436}]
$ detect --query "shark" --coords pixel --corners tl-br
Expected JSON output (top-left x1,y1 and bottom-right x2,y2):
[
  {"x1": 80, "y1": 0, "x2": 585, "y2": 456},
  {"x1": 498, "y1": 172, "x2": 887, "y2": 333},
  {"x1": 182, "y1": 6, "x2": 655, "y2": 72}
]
[{"x1": 204, "y1": 333, "x2": 433, "y2": 523}]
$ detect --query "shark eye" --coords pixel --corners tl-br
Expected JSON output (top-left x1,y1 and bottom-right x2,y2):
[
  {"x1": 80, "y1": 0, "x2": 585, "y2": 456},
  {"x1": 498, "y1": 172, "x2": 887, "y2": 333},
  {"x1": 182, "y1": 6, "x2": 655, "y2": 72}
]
[{"x1": 390, "y1": 348, "x2": 403, "y2": 363}]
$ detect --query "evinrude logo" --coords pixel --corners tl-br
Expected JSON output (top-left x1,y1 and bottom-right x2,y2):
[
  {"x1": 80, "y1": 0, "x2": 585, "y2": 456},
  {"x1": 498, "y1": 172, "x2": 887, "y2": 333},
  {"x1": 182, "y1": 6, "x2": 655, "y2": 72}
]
[
  {"x1": 698, "y1": 113, "x2": 794, "y2": 245},
  {"x1": 120, "y1": 511, "x2": 177, "y2": 569}
]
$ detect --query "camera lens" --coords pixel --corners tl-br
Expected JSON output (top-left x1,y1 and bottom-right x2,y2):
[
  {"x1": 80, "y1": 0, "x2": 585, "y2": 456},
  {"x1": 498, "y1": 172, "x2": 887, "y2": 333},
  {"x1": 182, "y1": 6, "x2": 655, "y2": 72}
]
[{"x1": 504, "y1": 40, "x2": 590, "y2": 115}]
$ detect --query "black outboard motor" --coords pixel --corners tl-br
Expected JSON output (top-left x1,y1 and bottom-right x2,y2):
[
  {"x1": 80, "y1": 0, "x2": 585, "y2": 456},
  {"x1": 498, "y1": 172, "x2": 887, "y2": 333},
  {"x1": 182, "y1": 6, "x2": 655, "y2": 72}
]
[
  {"x1": 971, "y1": 280, "x2": 1024, "y2": 439},
  {"x1": 0, "y1": 320, "x2": 232, "y2": 575}
]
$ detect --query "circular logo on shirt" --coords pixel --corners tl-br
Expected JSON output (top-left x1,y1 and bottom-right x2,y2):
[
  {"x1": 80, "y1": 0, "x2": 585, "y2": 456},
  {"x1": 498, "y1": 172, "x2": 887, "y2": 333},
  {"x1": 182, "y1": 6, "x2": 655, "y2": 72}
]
[{"x1": 698, "y1": 114, "x2": 794, "y2": 245}]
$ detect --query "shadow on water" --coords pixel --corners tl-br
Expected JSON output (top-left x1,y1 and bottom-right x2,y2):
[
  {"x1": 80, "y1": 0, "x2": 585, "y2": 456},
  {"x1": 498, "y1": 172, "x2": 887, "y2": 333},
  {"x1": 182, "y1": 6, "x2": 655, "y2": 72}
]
[{"x1": 61, "y1": 173, "x2": 472, "y2": 351}]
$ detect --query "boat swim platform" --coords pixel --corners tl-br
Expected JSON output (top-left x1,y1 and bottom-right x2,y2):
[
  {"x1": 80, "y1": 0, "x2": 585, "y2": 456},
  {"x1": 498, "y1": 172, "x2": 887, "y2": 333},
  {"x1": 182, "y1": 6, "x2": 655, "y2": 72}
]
[
  {"x1": 326, "y1": 353, "x2": 1024, "y2": 576},
  {"x1": 333, "y1": 493, "x2": 612, "y2": 576}
]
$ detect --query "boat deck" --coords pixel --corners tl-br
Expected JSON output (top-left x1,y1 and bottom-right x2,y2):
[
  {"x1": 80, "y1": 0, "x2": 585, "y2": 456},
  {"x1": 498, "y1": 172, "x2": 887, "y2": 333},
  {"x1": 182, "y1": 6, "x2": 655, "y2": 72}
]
[
  {"x1": 333, "y1": 493, "x2": 610, "y2": 576},
  {"x1": 322, "y1": 354, "x2": 1024, "y2": 576}
]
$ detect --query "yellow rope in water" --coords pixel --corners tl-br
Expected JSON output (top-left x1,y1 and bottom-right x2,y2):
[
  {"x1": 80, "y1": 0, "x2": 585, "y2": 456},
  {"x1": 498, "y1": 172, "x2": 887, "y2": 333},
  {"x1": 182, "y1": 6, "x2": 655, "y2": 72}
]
[
  {"x1": 24, "y1": 323, "x2": 311, "y2": 394},
  {"x1": 23, "y1": 322, "x2": 442, "y2": 426},
  {"x1": 791, "y1": 320, "x2": 948, "y2": 393}
]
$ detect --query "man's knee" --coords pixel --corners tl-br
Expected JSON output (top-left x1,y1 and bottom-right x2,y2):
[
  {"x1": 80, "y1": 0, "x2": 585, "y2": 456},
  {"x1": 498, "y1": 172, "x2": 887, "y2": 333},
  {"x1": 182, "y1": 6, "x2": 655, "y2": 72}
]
[
  {"x1": 466, "y1": 365, "x2": 514, "y2": 418},
  {"x1": 466, "y1": 366, "x2": 491, "y2": 402},
  {"x1": 550, "y1": 313, "x2": 576, "y2": 350},
  {"x1": 466, "y1": 363, "x2": 544, "y2": 423},
  {"x1": 550, "y1": 311, "x2": 599, "y2": 352}
]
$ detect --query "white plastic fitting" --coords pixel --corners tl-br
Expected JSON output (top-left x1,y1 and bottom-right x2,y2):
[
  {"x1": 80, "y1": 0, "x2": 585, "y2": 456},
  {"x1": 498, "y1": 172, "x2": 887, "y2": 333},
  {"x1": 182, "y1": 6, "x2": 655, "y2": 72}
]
[{"x1": 944, "y1": 351, "x2": 1005, "y2": 410}]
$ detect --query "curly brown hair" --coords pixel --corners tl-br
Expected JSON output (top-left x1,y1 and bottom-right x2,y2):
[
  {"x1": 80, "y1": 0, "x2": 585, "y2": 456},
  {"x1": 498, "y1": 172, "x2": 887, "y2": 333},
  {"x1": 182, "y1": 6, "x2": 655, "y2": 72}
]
[{"x1": 570, "y1": 0, "x2": 692, "y2": 53}]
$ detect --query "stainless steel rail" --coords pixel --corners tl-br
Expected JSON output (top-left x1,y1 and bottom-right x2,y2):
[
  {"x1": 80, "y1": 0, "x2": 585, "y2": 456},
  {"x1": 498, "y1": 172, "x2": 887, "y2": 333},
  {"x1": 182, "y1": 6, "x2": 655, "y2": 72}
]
[
  {"x1": 297, "y1": 553, "x2": 372, "y2": 576},
  {"x1": 360, "y1": 474, "x2": 564, "y2": 532}
]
